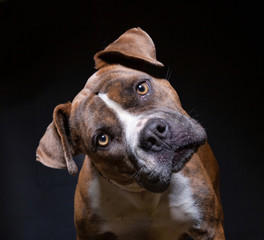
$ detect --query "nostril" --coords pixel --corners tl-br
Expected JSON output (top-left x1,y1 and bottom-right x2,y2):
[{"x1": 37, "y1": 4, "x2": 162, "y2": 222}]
[
  {"x1": 141, "y1": 136, "x2": 157, "y2": 150},
  {"x1": 148, "y1": 137, "x2": 157, "y2": 145},
  {"x1": 157, "y1": 124, "x2": 166, "y2": 133}
]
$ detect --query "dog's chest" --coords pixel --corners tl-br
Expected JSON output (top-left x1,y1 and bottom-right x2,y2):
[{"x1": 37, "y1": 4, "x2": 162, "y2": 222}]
[{"x1": 90, "y1": 173, "x2": 200, "y2": 240}]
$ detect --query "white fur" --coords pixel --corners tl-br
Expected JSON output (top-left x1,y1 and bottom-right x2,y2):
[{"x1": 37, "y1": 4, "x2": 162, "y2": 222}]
[
  {"x1": 167, "y1": 173, "x2": 200, "y2": 222},
  {"x1": 91, "y1": 171, "x2": 200, "y2": 240}
]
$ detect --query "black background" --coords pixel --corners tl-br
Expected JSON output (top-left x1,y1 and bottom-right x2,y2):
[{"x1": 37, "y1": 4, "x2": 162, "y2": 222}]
[{"x1": 1, "y1": 1, "x2": 263, "y2": 239}]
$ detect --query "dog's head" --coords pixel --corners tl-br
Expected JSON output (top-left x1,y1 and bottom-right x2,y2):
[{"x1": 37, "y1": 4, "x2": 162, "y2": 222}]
[{"x1": 36, "y1": 28, "x2": 206, "y2": 193}]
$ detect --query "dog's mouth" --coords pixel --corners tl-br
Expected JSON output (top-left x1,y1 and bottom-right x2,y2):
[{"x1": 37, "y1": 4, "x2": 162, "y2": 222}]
[{"x1": 134, "y1": 140, "x2": 203, "y2": 193}]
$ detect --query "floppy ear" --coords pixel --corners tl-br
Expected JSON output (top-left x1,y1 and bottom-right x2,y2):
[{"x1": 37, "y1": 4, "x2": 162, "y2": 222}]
[
  {"x1": 36, "y1": 102, "x2": 78, "y2": 176},
  {"x1": 94, "y1": 27, "x2": 164, "y2": 74}
]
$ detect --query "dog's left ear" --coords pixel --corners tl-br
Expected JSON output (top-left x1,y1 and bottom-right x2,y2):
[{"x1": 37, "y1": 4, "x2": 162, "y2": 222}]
[
  {"x1": 94, "y1": 27, "x2": 164, "y2": 71},
  {"x1": 36, "y1": 102, "x2": 78, "y2": 176}
]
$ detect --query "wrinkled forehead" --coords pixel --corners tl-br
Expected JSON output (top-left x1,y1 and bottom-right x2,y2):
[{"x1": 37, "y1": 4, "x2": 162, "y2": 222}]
[
  {"x1": 72, "y1": 65, "x2": 147, "y2": 111},
  {"x1": 85, "y1": 65, "x2": 150, "y2": 94}
]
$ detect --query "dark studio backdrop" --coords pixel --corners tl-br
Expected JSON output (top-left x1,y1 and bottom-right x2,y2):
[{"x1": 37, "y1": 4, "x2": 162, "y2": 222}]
[{"x1": 1, "y1": 1, "x2": 263, "y2": 239}]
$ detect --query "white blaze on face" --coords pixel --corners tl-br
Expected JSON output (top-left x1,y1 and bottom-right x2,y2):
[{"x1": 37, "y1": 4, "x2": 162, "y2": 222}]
[{"x1": 98, "y1": 93, "x2": 142, "y2": 148}]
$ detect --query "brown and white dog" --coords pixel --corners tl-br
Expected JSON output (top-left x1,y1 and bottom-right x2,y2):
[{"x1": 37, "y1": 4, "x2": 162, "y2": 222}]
[{"x1": 36, "y1": 28, "x2": 225, "y2": 240}]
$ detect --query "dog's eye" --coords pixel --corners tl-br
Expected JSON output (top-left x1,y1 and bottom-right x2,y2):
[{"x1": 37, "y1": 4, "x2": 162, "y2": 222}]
[
  {"x1": 136, "y1": 82, "x2": 149, "y2": 95},
  {"x1": 97, "y1": 133, "x2": 110, "y2": 147}
]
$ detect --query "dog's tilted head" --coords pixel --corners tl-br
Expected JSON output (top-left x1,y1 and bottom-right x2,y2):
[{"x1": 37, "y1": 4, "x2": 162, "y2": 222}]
[{"x1": 36, "y1": 28, "x2": 206, "y2": 193}]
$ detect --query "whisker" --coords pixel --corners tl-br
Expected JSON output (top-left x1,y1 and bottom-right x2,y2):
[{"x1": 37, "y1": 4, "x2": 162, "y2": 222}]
[
  {"x1": 187, "y1": 107, "x2": 197, "y2": 116},
  {"x1": 130, "y1": 170, "x2": 140, "y2": 179},
  {"x1": 130, "y1": 165, "x2": 145, "y2": 179},
  {"x1": 166, "y1": 66, "x2": 172, "y2": 81}
]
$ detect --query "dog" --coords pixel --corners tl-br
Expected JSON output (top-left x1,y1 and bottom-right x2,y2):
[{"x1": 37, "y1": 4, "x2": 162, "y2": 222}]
[{"x1": 36, "y1": 27, "x2": 225, "y2": 240}]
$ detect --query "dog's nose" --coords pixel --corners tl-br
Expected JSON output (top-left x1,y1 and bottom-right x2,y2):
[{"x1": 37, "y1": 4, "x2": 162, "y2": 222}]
[{"x1": 139, "y1": 118, "x2": 171, "y2": 152}]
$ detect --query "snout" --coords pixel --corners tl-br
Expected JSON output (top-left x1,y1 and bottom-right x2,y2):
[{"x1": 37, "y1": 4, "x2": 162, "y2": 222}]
[
  {"x1": 133, "y1": 118, "x2": 174, "y2": 193},
  {"x1": 133, "y1": 115, "x2": 207, "y2": 193}
]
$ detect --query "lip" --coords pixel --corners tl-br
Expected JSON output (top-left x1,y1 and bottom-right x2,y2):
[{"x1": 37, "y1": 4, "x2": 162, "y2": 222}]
[
  {"x1": 172, "y1": 139, "x2": 205, "y2": 172},
  {"x1": 174, "y1": 141, "x2": 197, "y2": 154},
  {"x1": 174, "y1": 146, "x2": 194, "y2": 161}
]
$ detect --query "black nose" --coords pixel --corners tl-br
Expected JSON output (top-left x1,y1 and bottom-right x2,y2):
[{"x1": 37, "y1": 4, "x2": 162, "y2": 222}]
[{"x1": 139, "y1": 118, "x2": 171, "y2": 152}]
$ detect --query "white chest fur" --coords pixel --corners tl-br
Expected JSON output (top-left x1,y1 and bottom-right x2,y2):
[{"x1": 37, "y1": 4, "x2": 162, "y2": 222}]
[{"x1": 89, "y1": 172, "x2": 200, "y2": 240}]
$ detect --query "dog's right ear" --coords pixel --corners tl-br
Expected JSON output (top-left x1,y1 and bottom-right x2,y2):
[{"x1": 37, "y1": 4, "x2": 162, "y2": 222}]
[
  {"x1": 94, "y1": 27, "x2": 164, "y2": 77},
  {"x1": 36, "y1": 102, "x2": 78, "y2": 176}
]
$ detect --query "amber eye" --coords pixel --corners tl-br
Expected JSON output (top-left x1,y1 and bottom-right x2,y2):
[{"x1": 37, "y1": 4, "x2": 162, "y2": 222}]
[
  {"x1": 97, "y1": 133, "x2": 110, "y2": 146},
  {"x1": 136, "y1": 82, "x2": 149, "y2": 95}
]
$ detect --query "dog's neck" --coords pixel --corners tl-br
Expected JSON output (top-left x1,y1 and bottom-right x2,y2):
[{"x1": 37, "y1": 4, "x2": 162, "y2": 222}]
[{"x1": 95, "y1": 168, "x2": 162, "y2": 211}]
